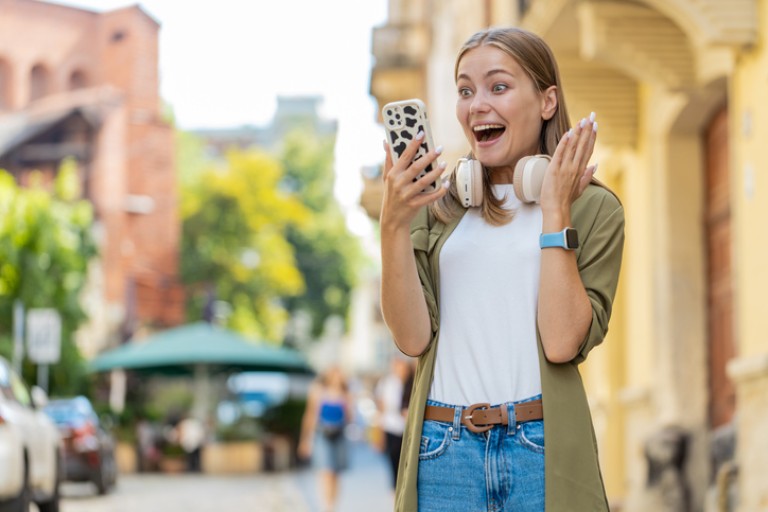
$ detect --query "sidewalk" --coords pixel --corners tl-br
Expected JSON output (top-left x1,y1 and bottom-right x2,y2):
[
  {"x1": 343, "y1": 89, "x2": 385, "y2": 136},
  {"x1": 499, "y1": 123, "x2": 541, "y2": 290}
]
[
  {"x1": 56, "y1": 438, "x2": 395, "y2": 512},
  {"x1": 288, "y1": 438, "x2": 395, "y2": 512}
]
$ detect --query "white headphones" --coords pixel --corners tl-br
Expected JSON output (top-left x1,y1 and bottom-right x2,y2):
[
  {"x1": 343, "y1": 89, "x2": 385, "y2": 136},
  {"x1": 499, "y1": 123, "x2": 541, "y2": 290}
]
[{"x1": 455, "y1": 155, "x2": 550, "y2": 207}]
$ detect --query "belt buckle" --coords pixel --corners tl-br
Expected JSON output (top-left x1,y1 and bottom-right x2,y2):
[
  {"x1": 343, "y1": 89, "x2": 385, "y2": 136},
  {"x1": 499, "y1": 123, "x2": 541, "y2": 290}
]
[{"x1": 462, "y1": 403, "x2": 493, "y2": 433}]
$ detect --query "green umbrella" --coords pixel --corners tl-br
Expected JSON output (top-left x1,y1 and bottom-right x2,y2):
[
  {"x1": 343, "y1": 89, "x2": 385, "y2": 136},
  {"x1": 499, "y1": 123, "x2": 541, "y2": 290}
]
[
  {"x1": 89, "y1": 322, "x2": 313, "y2": 375},
  {"x1": 90, "y1": 322, "x2": 313, "y2": 419}
]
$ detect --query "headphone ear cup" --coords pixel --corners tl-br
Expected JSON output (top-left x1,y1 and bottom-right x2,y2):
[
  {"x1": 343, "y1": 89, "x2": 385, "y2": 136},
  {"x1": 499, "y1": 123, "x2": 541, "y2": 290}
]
[
  {"x1": 469, "y1": 159, "x2": 483, "y2": 207},
  {"x1": 456, "y1": 158, "x2": 483, "y2": 208},
  {"x1": 513, "y1": 155, "x2": 550, "y2": 203}
]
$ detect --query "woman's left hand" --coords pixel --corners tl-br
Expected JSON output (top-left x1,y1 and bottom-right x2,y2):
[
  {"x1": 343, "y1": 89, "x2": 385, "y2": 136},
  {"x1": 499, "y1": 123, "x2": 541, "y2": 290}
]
[{"x1": 539, "y1": 113, "x2": 598, "y2": 218}]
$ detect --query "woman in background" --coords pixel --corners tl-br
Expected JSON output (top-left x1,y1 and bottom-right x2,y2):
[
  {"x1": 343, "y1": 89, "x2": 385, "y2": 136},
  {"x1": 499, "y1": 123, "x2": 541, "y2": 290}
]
[{"x1": 299, "y1": 366, "x2": 353, "y2": 512}]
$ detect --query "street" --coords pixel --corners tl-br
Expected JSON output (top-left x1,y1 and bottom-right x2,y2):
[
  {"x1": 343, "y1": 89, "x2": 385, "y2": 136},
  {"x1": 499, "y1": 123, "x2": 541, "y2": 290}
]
[{"x1": 56, "y1": 441, "x2": 394, "y2": 512}]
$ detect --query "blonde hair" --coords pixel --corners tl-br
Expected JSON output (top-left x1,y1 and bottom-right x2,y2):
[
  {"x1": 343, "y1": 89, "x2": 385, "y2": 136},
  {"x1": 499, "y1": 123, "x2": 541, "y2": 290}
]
[{"x1": 432, "y1": 27, "x2": 571, "y2": 226}]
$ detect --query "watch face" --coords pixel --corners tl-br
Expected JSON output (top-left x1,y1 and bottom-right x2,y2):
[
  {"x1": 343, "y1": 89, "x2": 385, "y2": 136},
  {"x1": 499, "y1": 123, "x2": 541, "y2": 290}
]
[{"x1": 565, "y1": 228, "x2": 579, "y2": 249}]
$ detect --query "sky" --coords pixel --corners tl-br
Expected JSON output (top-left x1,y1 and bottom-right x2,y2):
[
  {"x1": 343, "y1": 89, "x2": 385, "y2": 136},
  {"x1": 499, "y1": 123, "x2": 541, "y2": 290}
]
[{"x1": 50, "y1": 0, "x2": 389, "y2": 237}]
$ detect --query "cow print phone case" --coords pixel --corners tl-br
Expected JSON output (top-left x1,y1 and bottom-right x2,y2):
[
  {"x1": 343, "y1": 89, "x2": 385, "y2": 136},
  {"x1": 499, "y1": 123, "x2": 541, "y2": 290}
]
[{"x1": 382, "y1": 98, "x2": 440, "y2": 192}]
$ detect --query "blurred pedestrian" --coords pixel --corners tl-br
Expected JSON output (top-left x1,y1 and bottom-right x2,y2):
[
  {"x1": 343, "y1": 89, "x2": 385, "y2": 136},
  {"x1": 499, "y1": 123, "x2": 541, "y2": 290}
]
[
  {"x1": 135, "y1": 415, "x2": 159, "y2": 472},
  {"x1": 299, "y1": 366, "x2": 353, "y2": 512},
  {"x1": 374, "y1": 357, "x2": 412, "y2": 490},
  {"x1": 177, "y1": 413, "x2": 206, "y2": 472},
  {"x1": 379, "y1": 27, "x2": 624, "y2": 512}
]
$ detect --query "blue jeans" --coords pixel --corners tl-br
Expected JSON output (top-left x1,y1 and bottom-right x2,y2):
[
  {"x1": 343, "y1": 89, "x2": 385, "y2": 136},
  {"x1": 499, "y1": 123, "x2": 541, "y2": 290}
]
[{"x1": 417, "y1": 395, "x2": 545, "y2": 512}]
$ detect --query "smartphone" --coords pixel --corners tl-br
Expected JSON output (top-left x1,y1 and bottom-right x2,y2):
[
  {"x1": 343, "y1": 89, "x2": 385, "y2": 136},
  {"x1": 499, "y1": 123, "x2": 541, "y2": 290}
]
[{"x1": 382, "y1": 98, "x2": 441, "y2": 192}]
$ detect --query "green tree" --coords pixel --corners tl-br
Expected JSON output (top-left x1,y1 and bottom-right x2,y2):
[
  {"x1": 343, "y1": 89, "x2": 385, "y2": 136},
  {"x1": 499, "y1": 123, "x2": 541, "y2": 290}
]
[
  {"x1": 279, "y1": 130, "x2": 363, "y2": 339},
  {"x1": 178, "y1": 127, "x2": 364, "y2": 344},
  {"x1": 179, "y1": 135, "x2": 309, "y2": 341},
  {"x1": 0, "y1": 159, "x2": 98, "y2": 395}
]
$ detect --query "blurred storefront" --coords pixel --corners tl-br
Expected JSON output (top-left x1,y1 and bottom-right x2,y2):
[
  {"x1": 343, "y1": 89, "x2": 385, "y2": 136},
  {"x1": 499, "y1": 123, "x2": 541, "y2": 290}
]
[
  {"x1": 0, "y1": 0, "x2": 184, "y2": 355},
  {"x1": 364, "y1": 1, "x2": 768, "y2": 510}
]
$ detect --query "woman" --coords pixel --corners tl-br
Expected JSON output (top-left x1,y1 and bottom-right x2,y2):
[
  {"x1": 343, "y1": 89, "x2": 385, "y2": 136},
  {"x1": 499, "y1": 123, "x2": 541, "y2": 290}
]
[
  {"x1": 374, "y1": 357, "x2": 413, "y2": 489},
  {"x1": 298, "y1": 366, "x2": 353, "y2": 512},
  {"x1": 380, "y1": 27, "x2": 625, "y2": 511}
]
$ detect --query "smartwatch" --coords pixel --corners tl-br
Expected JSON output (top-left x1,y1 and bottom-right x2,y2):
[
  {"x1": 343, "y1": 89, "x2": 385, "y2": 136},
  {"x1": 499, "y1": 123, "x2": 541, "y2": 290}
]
[{"x1": 540, "y1": 228, "x2": 579, "y2": 250}]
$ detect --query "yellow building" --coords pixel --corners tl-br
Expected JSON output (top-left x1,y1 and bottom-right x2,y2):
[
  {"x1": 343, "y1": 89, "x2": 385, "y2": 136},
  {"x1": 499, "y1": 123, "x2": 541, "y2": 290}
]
[{"x1": 365, "y1": 1, "x2": 768, "y2": 510}]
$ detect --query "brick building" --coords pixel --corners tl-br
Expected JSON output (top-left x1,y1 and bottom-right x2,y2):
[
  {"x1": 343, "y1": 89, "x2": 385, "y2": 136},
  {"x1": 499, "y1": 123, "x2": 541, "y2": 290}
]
[{"x1": 0, "y1": 0, "x2": 183, "y2": 356}]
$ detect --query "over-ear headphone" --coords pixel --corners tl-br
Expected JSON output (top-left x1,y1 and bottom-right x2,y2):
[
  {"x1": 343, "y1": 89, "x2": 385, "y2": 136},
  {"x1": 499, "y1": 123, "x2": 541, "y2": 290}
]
[{"x1": 455, "y1": 155, "x2": 550, "y2": 208}]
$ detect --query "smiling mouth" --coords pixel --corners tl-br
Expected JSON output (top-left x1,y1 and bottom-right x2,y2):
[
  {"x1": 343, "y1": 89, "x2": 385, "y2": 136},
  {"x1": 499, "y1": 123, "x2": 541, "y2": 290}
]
[{"x1": 473, "y1": 124, "x2": 505, "y2": 142}]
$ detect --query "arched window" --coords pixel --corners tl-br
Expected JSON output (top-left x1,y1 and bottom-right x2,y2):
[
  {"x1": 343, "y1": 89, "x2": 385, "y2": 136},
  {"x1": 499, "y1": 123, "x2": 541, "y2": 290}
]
[
  {"x1": 30, "y1": 63, "x2": 50, "y2": 102},
  {"x1": 0, "y1": 58, "x2": 10, "y2": 110},
  {"x1": 69, "y1": 69, "x2": 88, "y2": 90}
]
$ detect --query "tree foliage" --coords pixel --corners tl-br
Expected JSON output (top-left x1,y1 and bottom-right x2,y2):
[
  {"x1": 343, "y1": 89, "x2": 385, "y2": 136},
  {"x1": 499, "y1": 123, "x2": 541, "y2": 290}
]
[
  {"x1": 279, "y1": 130, "x2": 363, "y2": 339},
  {"x1": 0, "y1": 159, "x2": 98, "y2": 395},
  {"x1": 178, "y1": 127, "x2": 364, "y2": 344},
  {"x1": 179, "y1": 135, "x2": 309, "y2": 341}
]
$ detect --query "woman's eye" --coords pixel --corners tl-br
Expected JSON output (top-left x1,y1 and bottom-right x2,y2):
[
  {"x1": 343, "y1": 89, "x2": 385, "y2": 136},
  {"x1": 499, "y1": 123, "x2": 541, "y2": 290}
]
[
  {"x1": 492, "y1": 83, "x2": 508, "y2": 93},
  {"x1": 458, "y1": 87, "x2": 473, "y2": 98}
]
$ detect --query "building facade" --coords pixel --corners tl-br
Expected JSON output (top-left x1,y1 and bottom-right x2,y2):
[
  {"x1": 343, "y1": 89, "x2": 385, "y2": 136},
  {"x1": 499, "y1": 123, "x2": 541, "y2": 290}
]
[
  {"x1": 0, "y1": 0, "x2": 183, "y2": 356},
  {"x1": 191, "y1": 95, "x2": 338, "y2": 159},
  {"x1": 366, "y1": 1, "x2": 768, "y2": 510}
]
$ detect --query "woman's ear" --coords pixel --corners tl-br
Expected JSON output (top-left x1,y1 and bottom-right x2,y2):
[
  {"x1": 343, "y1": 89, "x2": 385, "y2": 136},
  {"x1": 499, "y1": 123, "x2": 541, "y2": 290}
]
[{"x1": 541, "y1": 85, "x2": 558, "y2": 121}]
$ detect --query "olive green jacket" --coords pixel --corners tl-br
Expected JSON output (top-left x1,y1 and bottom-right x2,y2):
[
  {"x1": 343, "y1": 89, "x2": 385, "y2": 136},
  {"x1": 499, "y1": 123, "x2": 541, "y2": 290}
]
[{"x1": 395, "y1": 184, "x2": 625, "y2": 511}]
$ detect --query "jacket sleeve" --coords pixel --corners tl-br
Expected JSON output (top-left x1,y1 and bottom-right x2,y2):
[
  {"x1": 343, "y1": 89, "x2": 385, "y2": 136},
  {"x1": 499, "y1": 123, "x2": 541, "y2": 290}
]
[
  {"x1": 410, "y1": 207, "x2": 440, "y2": 337},
  {"x1": 572, "y1": 189, "x2": 626, "y2": 364}
]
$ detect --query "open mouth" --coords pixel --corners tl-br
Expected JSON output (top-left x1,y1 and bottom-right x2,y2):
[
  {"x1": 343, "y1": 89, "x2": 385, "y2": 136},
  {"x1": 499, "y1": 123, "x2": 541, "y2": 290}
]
[{"x1": 473, "y1": 124, "x2": 505, "y2": 143}]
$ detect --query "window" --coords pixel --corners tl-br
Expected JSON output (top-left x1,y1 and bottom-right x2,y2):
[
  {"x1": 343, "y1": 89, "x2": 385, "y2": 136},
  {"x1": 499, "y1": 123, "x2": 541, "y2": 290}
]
[
  {"x1": 69, "y1": 69, "x2": 88, "y2": 90},
  {"x1": 0, "y1": 59, "x2": 10, "y2": 109},
  {"x1": 518, "y1": 0, "x2": 533, "y2": 17},
  {"x1": 30, "y1": 63, "x2": 50, "y2": 102}
]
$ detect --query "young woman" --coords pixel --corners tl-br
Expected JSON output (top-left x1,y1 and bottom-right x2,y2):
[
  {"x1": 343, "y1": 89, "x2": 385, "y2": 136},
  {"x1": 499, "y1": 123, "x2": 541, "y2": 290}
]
[
  {"x1": 298, "y1": 366, "x2": 353, "y2": 512},
  {"x1": 380, "y1": 27, "x2": 625, "y2": 511}
]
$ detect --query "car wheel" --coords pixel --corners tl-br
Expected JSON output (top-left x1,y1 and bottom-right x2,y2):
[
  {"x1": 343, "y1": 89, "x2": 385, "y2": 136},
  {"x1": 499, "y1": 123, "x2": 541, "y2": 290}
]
[
  {"x1": 36, "y1": 453, "x2": 61, "y2": 512},
  {"x1": 93, "y1": 465, "x2": 108, "y2": 496},
  {"x1": 107, "y1": 452, "x2": 118, "y2": 489},
  {"x1": 0, "y1": 460, "x2": 31, "y2": 512}
]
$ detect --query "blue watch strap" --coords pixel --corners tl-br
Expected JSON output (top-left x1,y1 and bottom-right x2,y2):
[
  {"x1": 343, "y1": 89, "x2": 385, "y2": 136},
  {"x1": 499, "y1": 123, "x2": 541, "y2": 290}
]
[
  {"x1": 540, "y1": 231, "x2": 567, "y2": 249},
  {"x1": 540, "y1": 228, "x2": 578, "y2": 249}
]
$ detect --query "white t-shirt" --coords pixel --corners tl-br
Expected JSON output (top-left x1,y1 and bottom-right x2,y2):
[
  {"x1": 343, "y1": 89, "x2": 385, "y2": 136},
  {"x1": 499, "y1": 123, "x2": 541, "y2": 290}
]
[{"x1": 430, "y1": 184, "x2": 543, "y2": 406}]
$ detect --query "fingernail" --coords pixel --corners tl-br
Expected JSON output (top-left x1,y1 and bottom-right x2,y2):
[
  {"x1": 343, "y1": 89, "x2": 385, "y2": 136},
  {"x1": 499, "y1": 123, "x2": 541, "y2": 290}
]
[
  {"x1": 435, "y1": 145, "x2": 444, "y2": 155},
  {"x1": 592, "y1": 122, "x2": 598, "y2": 133},
  {"x1": 416, "y1": 131, "x2": 425, "y2": 140},
  {"x1": 438, "y1": 161, "x2": 447, "y2": 170},
  {"x1": 589, "y1": 112, "x2": 596, "y2": 122},
  {"x1": 567, "y1": 128, "x2": 574, "y2": 138},
  {"x1": 579, "y1": 118, "x2": 587, "y2": 128},
  {"x1": 442, "y1": 180, "x2": 451, "y2": 189},
  {"x1": 593, "y1": 162, "x2": 599, "y2": 175}
]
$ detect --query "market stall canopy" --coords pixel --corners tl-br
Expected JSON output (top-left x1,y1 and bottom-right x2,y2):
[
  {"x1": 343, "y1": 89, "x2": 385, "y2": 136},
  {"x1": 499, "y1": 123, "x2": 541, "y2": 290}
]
[{"x1": 89, "y1": 322, "x2": 313, "y2": 375}]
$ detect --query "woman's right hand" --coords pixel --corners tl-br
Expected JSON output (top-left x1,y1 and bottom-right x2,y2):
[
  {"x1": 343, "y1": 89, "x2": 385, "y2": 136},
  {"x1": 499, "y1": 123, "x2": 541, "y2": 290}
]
[{"x1": 379, "y1": 132, "x2": 448, "y2": 231}]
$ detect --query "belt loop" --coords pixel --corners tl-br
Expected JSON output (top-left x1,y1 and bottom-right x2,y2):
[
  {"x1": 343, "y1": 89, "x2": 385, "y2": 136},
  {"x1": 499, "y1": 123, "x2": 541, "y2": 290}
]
[
  {"x1": 506, "y1": 402, "x2": 517, "y2": 436},
  {"x1": 452, "y1": 406, "x2": 462, "y2": 440}
]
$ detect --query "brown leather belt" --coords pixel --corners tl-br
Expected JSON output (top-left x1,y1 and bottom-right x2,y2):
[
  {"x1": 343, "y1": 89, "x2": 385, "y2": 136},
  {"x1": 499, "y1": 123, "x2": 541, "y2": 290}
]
[{"x1": 424, "y1": 399, "x2": 543, "y2": 433}]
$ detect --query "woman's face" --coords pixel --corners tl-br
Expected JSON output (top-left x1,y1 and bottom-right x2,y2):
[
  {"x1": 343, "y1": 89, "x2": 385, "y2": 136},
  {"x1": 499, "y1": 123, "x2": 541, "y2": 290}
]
[{"x1": 455, "y1": 45, "x2": 551, "y2": 173}]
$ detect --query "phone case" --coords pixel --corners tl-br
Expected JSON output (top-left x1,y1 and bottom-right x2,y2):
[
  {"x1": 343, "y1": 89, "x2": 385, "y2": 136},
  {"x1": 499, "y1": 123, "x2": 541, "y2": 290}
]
[{"x1": 382, "y1": 99, "x2": 439, "y2": 192}]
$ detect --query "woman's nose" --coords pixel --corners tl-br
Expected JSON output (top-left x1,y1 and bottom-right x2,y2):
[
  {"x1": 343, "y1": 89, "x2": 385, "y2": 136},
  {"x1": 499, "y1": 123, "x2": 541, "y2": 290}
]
[{"x1": 469, "y1": 93, "x2": 489, "y2": 115}]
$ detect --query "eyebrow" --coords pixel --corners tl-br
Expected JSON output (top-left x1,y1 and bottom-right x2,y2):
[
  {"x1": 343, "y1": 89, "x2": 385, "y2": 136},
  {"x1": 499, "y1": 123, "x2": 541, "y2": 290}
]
[{"x1": 456, "y1": 68, "x2": 516, "y2": 82}]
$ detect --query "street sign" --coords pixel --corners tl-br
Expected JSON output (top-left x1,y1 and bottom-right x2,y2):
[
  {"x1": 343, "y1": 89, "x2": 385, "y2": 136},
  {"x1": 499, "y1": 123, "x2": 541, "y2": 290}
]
[{"x1": 26, "y1": 308, "x2": 62, "y2": 364}]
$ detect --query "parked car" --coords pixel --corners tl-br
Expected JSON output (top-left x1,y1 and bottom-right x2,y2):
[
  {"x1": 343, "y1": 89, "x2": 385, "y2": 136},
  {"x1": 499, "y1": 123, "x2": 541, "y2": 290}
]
[
  {"x1": 43, "y1": 396, "x2": 117, "y2": 495},
  {"x1": 0, "y1": 355, "x2": 61, "y2": 512}
]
